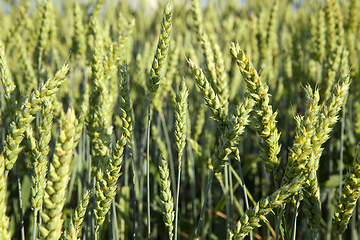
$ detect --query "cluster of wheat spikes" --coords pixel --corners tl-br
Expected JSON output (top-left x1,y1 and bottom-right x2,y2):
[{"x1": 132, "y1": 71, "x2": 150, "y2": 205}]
[{"x1": 1, "y1": 0, "x2": 360, "y2": 239}]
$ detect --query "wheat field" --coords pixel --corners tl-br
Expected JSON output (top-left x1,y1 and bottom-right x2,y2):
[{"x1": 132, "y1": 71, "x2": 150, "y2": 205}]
[{"x1": 0, "y1": 0, "x2": 360, "y2": 239}]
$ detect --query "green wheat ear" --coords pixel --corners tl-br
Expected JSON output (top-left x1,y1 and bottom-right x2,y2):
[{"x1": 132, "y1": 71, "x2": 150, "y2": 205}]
[
  {"x1": 0, "y1": 39, "x2": 17, "y2": 115},
  {"x1": 3, "y1": 63, "x2": 69, "y2": 174},
  {"x1": 229, "y1": 175, "x2": 306, "y2": 239},
  {"x1": 159, "y1": 157, "x2": 175, "y2": 239},
  {"x1": 93, "y1": 135, "x2": 127, "y2": 233},
  {"x1": 147, "y1": 3, "x2": 172, "y2": 100},
  {"x1": 187, "y1": 58, "x2": 225, "y2": 128},
  {"x1": 39, "y1": 106, "x2": 77, "y2": 240},
  {"x1": 62, "y1": 190, "x2": 91, "y2": 240},
  {"x1": 175, "y1": 79, "x2": 188, "y2": 162},
  {"x1": 332, "y1": 144, "x2": 360, "y2": 238},
  {"x1": 230, "y1": 42, "x2": 281, "y2": 181},
  {"x1": 27, "y1": 97, "x2": 53, "y2": 228}
]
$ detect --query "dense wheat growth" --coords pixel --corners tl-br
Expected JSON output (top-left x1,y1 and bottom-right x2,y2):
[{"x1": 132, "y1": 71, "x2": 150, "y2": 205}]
[{"x1": 1, "y1": 0, "x2": 360, "y2": 239}]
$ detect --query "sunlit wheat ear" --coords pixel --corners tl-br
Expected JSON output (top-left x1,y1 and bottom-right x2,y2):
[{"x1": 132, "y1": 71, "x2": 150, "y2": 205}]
[
  {"x1": 292, "y1": 76, "x2": 349, "y2": 237},
  {"x1": 119, "y1": 64, "x2": 134, "y2": 143},
  {"x1": 210, "y1": 98, "x2": 254, "y2": 176},
  {"x1": 4, "y1": 5, "x2": 29, "y2": 47},
  {"x1": 228, "y1": 175, "x2": 305, "y2": 240},
  {"x1": 174, "y1": 79, "x2": 188, "y2": 240},
  {"x1": 187, "y1": 58, "x2": 225, "y2": 128},
  {"x1": 312, "y1": 75, "x2": 350, "y2": 172},
  {"x1": 93, "y1": 135, "x2": 126, "y2": 233},
  {"x1": 88, "y1": 0, "x2": 105, "y2": 36},
  {"x1": 86, "y1": 27, "x2": 113, "y2": 174},
  {"x1": 175, "y1": 79, "x2": 188, "y2": 163},
  {"x1": 282, "y1": 85, "x2": 320, "y2": 186},
  {"x1": 303, "y1": 171, "x2": 321, "y2": 237},
  {"x1": 27, "y1": 98, "x2": 53, "y2": 224},
  {"x1": 193, "y1": 103, "x2": 205, "y2": 141},
  {"x1": 115, "y1": 19, "x2": 135, "y2": 65},
  {"x1": 62, "y1": 190, "x2": 91, "y2": 240},
  {"x1": 200, "y1": 31, "x2": 218, "y2": 88},
  {"x1": 88, "y1": 71, "x2": 115, "y2": 233},
  {"x1": 2, "y1": 64, "x2": 69, "y2": 173},
  {"x1": 159, "y1": 157, "x2": 175, "y2": 240},
  {"x1": 0, "y1": 39, "x2": 17, "y2": 115},
  {"x1": 33, "y1": 0, "x2": 52, "y2": 70},
  {"x1": 118, "y1": 64, "x2": 137, "y2": 239},
  {"x1": 191, "y1": 0, "x2": 204, "y2": 42},
  {"x1": 213, "y1": 43, "x2": 229, "y2": 114},
  {"x1": 322, "y1": 0, "x2": 345, "y2": 103},
  {"x1": 332, "y1": 146, "x2": 360, "y2": 238},
  {"x1": 72, "y1": 2, "x2": 86, "y2": 60},
  {"x1": 230, "y1": 42, "x2": 281, "y2": 181},
  {"x1": 39, "y1": 106, "x2": 77, "y2": 240},
  {"x1": 147, "y1": 3, "x2": 172, "y2": 100}
]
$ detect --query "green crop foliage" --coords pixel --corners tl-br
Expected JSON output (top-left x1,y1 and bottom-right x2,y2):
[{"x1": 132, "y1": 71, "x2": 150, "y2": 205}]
[{"x1": 0, "y1": 0, "x2": 359, "y2": 239}]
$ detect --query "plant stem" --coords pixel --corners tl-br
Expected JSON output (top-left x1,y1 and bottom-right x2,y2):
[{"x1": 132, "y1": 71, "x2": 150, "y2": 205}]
[
  {"x1": 112, "y1": 202, "x2": 119, "y2": 240},
  {"x1": 174, "y1": 153, "x2": 182, "y2": 240},
  {"x1": 131, "y1": 150, "x2": 137, "y2": 240},
  {"x1": 225, "y1": 163, "x2": 230, "y2": 235},
  {"x1": 195, "y1": 173, "x2": 213, "y2": 239},
  {"x1": 275, "y1": 207, "x2": 285, "y2": 240},
  {"x1": 228, "y1": 163, "x2": 234, "y2": 229},
  {"x1": 236, "y1": 154, "x2": 252, "y2": 240},
  {"x1": 290, "y1": 191, "x2": 301, "y2": 240},
  {"x1": 146, "y1": 100, "x2": 152, "y2": 240},
  {"x1": 17, "y1": 160, "x2": 25, "y2": 240},
  {"x1": 32, "y1": 210, "x2": 38, "y2": 240},
  {"x1": 338, "y1": 108, "x2": 345, "y2": 240}
]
